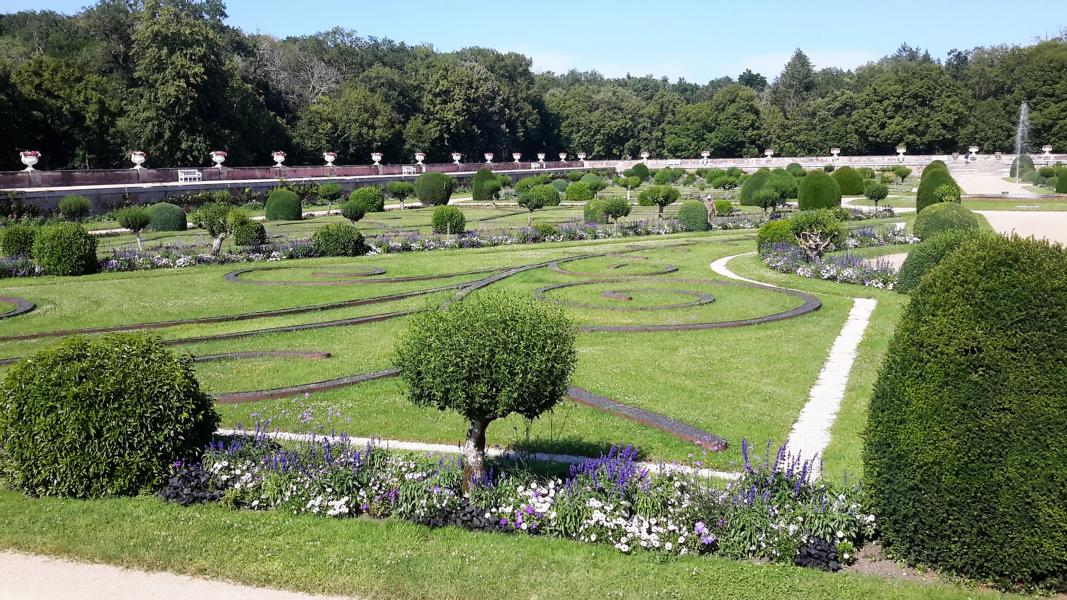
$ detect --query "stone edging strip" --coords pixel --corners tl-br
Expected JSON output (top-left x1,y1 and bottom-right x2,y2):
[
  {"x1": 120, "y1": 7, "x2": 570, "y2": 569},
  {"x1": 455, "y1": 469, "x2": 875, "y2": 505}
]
[
  {"x1": 224, "y1": 266, "x2": 507, "y2": 286},
  {"x1": 568, "y1": 386, "x2": 728, "y2": 450},
  {"x1": 534, "y1": 281, "x2": 716, "y2": 312},
  {"x1": 0, "y1": 296, "x2": 35, "y2": 319},
  {"x1": 193, "y1": 351, "x2": 331, "y2": 363},
  {"x1": 168, "y1": 311, "x2": 416, "y2": 346},
  {"x1": 215, "y1": 368, "x2": 400, "y2": 403}
]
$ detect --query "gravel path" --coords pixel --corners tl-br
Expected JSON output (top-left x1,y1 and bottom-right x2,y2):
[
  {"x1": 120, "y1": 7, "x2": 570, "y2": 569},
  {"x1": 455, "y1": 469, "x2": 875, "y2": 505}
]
[
  {"x1": 952, "y1": 171, "x2": 1037, "y2": 197},
  {"x1": 0, "y1": 551, "x2": 356, "y2": 600},
  {"x1": 863, "y1": 253, "x2": 909, "y2": 270},
  {"x1": 975, "y1": 210, "x2": 1067, "y2": 245}
]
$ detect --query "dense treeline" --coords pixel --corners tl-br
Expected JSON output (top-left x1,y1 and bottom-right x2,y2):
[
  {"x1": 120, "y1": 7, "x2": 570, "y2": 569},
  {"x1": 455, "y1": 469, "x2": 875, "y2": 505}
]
[{"x1": 1, "y1": 1, "x2": 1065, "y2": 169}]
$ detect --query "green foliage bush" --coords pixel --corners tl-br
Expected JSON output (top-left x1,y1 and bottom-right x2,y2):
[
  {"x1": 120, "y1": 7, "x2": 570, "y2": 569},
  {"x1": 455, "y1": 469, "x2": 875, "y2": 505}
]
[
  {"x1": 415, "y1": 172, "x2": 456, "y2": 206},
  {"x1": 637, "y1": 185, "x2": 681, "y2": 215},
  {"x1": 629, "y1": 162, "x2": 650, "y2": 180},
  {"x1": 232, "y1": 221, "x2": 266, "y2": 246},
  {"x1": 864, "y1": 235, "x2": 1067, "y2": 589},
  {"x1": 896, "y1": 229, "x2": 986, "y2": 293},
  {"x1": 710, "y1": 175, "x2": 739, "y2": 189},
  {"x1": 766, "y1": 171, "x2": 798, "y2": 200},
  {"x1": 114, "y1": 206, "x2": 151, "y2": 233},
  {"x1": 922, "y1": 160, "x2": 948, "y2": 177},
  {"x1": 566, "y1": 170, "x2": 584, "y2": 182},
  {"x1": 386, "y1": 181, "x2": 416, "y2": 204},
  {"x1": 916, "y1": 168, "x2": 960, "y2": 212},
  {"x1": 831, "y1": 166, "x2": 864, "y2": 195},
  {"x1": 786, "y1": 162, "x2": 805, "y2": 177},
  {"x1": 580, "y1": 172, "x2": 606, "y2": 194},
  {"x1": 565, "y1": 182, "x2": 594, "y2": 202},
  {"x1": 264, "y1": 189, "x2": 302, "y2": 221},
  {"x1": 0, "y1": 333, "x2": 218, "y2": 498},
  {"x1": 725, "y1": 167, "x2": 743, "y2": 178},
  {"x1": 431, "y1": 205, "x2": 466, "y2": 234},
  {"x1": 1022, "y1": 170, "x2": 1041, "y2": 184},
  {"x1": 340, "y1": 198, "x2": 366, "y2": 225},
  {"x1": 471, "y1": 168, "x2": 497, "y2": 201},
  {"x1": 514, "y1": 174, "x2": 550, "y2": 195},
  {"x1": 653, "y1": 169, "x2": 675, "y2": 185},
  {"x1": 348, "y1": 186, "x2": 385, "y2": 213},
  {"x1": 893, "y1": 165, "x2": 912, "y2": 183},
  {"x1": 1009, "y1": 154, "x2": 1035, "y2": 177},
  {"x1": 583, "y1": 199, "x2": 607, "y2": 224},
  {"x1": 913, "y1": 202, "x2": 979, "y2": 238},
  {"x1": 677, "y1": 200, "x2": 709, "y2": 231},
  {"x1": 600, "y1": 197, "x2": 631, "y2": 223},
  {"x1": 864, "y1": 182, "x2": 890, "y2": 205},
  {"x1": 797, "y1": 171, "x2": 842, "y2": 210},
  {"x1": 789, "y1": 209, "x2": 845, "y2": 251},
  {"x1": 1038, "y1": 166, "x2": 1058, "y2": 178},
  {"x1": 317, "y1": 183, "x2": 344, "y2": 203},
  {"x1": 0, "y1": 224, "x2": 37, "y2": 257},
  {"x1": 311, "y1": 223, "x2": 366, "y2": 256},
  {"x1": 738, "y1": 169, "x2": 771, "y2": 205},
  {"x1": 58, "y1": 194, "x2": 90, "y2": 220},
  {"x1": 551, "y1": 178, "x2": 569, "y2": 192},
  {"x1": 713, "y1": 200, "x2": 733, "y2": 215},
  {"x1": 756, "y1": 219, "x2": 796, "y2": 253},
  {"x1": 856, "y1": 167, "x2": 875, "y2": 179},
  {"x1": 147, "y1": 202, "x2": 187, "y2": 231},
  {"x1": 823, "y1": 164, "x2": 835, "y2": 172},
  {"x1": 532, "y1": 222, "x2": 558, "y2": 237},
  {"x1": 31, "y1": 222, "x2": 98, "y2": 276},
  {"x1": 1057, "y1": 175, "x2": 1067, "y2": 194}
]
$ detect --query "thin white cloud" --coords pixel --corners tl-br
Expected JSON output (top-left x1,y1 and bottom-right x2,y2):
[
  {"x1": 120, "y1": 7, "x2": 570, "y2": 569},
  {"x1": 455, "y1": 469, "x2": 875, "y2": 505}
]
[{"x1": 732, "y1": 49, "x2": 880, "y2": 78}]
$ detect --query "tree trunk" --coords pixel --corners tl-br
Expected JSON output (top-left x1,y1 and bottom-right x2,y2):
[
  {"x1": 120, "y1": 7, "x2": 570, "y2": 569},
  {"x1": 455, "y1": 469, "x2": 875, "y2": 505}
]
[
  {"x1": 658, "y1": 204, "x2": 664, "y2": 218},
  {"x1": 528, "y1": 211, "x2": 533, "y2": 227},
  {"x1": 461, "y1": 418, "x2": 490, "y2": 493},
  {"x1": 135, "y1": 232, "x2": 143, "y2": 252},
  {"x1": 211, "y1": 234, "x2": 226, "y2": 257},
  {"x1": 626, "y1": 189, "x2": 631, "y2": 202}
]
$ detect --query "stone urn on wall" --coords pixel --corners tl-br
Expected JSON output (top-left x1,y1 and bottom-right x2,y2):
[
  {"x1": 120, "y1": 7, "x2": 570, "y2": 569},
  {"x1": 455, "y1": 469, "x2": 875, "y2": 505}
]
[
  {"x1": 323, "y1": 151, "x2": 336, "y2": 167},
  {"x1": 371, "y1": 152, "x2": 383, "y2": 166},
  {"x1": 830, "y1": 147, "x2": 841, "y2": 162},
  {"x1": 272, "y1": 151, "x2": 287, "y2": 167},
  {"x1": 452, "y1": 152, "x2": 462, "y2": 165},
  {"x1": 484, "y1": 152, "x2": 494, "y2": 164},
  {"x1": 211, "y1": 150, "x2": 227, "y2": 169},
  {"x1": 130, "y1": 151, "x2": 147, "y2": 169},
  {"x1": 896, "y1": 144, "x2": 907, "y2": 163},
  {"x1": 20, "y1": 150, "x2": 40, "y2": 171},
  {"x1": 537, "y1": 152, "x2": 546, "y2": 166},
  {"x1": 512, "y1": 152, "x2": 522, "y2": 164}
]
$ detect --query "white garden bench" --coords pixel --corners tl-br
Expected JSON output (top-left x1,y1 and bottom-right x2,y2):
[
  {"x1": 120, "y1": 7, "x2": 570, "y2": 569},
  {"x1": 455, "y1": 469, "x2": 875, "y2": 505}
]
[
  {"x1": 177, "y1": 169, "x2": 202, "y2": 182},
  {"x1": 401, "y1": 166, "x2": 417, "y2": 175}
]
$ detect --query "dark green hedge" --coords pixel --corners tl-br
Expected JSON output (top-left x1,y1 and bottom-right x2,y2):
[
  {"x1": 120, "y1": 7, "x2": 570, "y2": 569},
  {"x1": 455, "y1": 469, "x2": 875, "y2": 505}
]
[
  {"x1": 0, "y1": 334, "x2": 218, "y2": 498},
  {"x1": 912, "y1": 202, "x2": 979, "y2": 238},
  {"x1": 0, "y1": 224, "x2": 36, "y2": 257},
  {"x1": 31, "y1": 222, "x2": 98, "y2": 276},
  {"x1": 564, "y1": 182, "x2": 594, "y2": 202},
  {"x1": 311, "y1": 223, "x2": 366, "y2": 256},
  {"x1": 738, "y1": 169, "x2": 771, "y2": 206},
  {"x1": 415, "y1": 172, "x2": 456, "y2": 206},
  {"x1": 797, "y1": 171, "x2": 842, "y2": 209},
  {"x1": 915, "y1": 168, "x2": 959, "y2": 212},
  {"x1": 921, "y1": 160, "x2": 948, "y2": 177},
  {"x1": 896, "y1": 229, "x2": 986, "y2": 292},
  {"x1": 1009, "y1": 154, "x2": 1035, "y2": 178},
  {"x1": 58, "y1": 194, "x2": 90, "y2": 220},
  {"x1": 864, "y1": 235, "x2": 1067, "y2": 590},
  {"x1": 471, "y1": 168, "x2": 496, "y2": 201},
  {"x1": 1057, "y1": 174, "x2": 1067, "y2": 194},
  {"x1": 831, "y1": 166, "x2": 864, "y2": 195},
  {"x1": 264, "y1": 189, "x2": 302, "y2": 220},
  {"x1": 755, "y1": 219, "x2": 795, "y2": 253},
  {"x1": 677, "y1": 200, "x2": 709, "y2": 231},
  {"x1": 147, "y1": 202, "x2": 187, "y2": 231}
]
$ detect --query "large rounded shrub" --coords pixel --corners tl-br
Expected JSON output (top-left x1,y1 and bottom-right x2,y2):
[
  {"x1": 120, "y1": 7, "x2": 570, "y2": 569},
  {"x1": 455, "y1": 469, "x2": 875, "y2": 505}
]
[
  {"x1": 0, "y1": 224, "x2": 37, "y2": 257},
  {"x1": 913, "y1": 202, "x2": 978, "y2": 239},
  {"x1": 551, "y1": 178, "x2": 569, "y2": 193},
  {"x1": 564, "y1": 181, "x2": 594, "y2": 202},
  {"x1": 786, "y1": 162, "x2": 805, "y2": 177},
  {"x1": 756, "y1": 219, "x2": 796, "y2": 254},
  {"x1": 0, "y1": 334, "x2": 218, "y2": 498},
  {"x1": 1009, "y1": 154, "x2": 1035, "y2": 178},
  {"x1": 831, "y1": 166, "x2": 864, "y2": 195},
  {"x1": 896, "y1": 229, "x2": 986, "y2": 293},
  {"x1": 600, "y1": 197, "x2": 631, "y2": 223},
  {"x1": 583, "y1": 199, "x2": 607, "y2": 224},
  {"x1": 579, "y1": 172, "x2": 606, "y2": 195},
  {"x1": 58, "y1": 194, "x2": 90, "y2": 220},
  {"x1": 348, "y1": 186, "x2": 385, "y2": 213},
  {"x1": 311, "y1": 223, "x2": 366, "y2": 256},
  {"x1": 797, "y1": 170, "x2": 842, "y2": 210},
  {"x1": 31, "y1": 222, "x2": 98, "y2": 276},
  {"x1": 677, "y1": 200, "x2": 709, "y2": 231},
  {"x1": 628, "y1": 162, "x2": 650, "y2": 181},
  {"x1": 738, "y1": 169, "x2": 771, "y2": 206},
  {"x1": 1056, "y1": 174, "x2": 1067, "y2": 194},
  {"x1": 264, "y1": 189, "x2": 302, "y2": 221},
  {"x1": 921, "y1": 160, "x2": 948, "y2": 177},
  {"x1": 147, "y1": 202, "x2": 187, "y2": 231},
  {"x1": 415, "y1": 172, "x2": 457, "y2": 206},
  {"x1": 431, "y1": 205, "x2": 466, "y2": 235},
  {"x1": 864, "y1": 235, "x2": 1067, "y2": 589},
  {"x1": 232, "y1": 221, "x2": 267, "y2": 246},
  {"x1": 915, "y1": 168, "x2": 959, "y2": 212},
  {"x1": 470, "y1": 168, "x2": 497, "y2": 201}
]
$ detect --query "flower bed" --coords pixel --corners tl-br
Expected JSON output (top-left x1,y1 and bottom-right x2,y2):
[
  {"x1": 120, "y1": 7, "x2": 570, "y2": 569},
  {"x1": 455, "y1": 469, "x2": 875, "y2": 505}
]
[
  {"x1": 164, "y1": 427, "x2": 875, "y2": 571},
  {"x1": 762, "y1": 243, "x2": 901, "y2": 289}
]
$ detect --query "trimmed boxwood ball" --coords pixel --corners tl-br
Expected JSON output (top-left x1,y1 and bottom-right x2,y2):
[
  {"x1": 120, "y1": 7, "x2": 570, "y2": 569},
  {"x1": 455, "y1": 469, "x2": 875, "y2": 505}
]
[
  {"x1": 147, "y1": 202, "x2": 187, "y2": 231},
  {"x1": 915, "y1": 168, "x2": 959, "y2": 212},
  {"x1": 0, "y1": 333, "x2": 219, "y2": 498},
  {"x1": 311, "y1": 223, "x2": 366, "y2": 256},
  {"x1": 264, "y1": 188, "x2": 302, "y2": 220},
  {"x1": 348, "y1": 186, "x2": 385, "y2": 213},
  {"x1": 431, "y1": 205, "x2": 466, "y2": 234},
  {"x1": 470, "y1": 168, "x2": 497, "y2": 201},
  {"x1": 551, "y1": 178, "x2": 569, "y2": 192},
  {"x1": 913, "y1": 202, "x2": 978, "y2": 239},
  {"x1": 32, "y1": 222, "x2": 98, "y2": 276},
  {"x1": 0, "y1": 223, "x2": 36, "y2": 257},
  {"x1": 738, "y1": 169, "x2": 771, "y2": 206},
  {"x1": 830, "y1": 166, "x2": 864, "y2": 195},
  {"x1": 797, "y1": 170, "x2": 842, "y2": 210},
  {"x1": 921, "y1": 159, "x2": 948, "y2": 177},
  {"x1": 1009, "y1": 154, "x2": 1035, "y2": 178},
  {"x1": 677, "y1": 200, "x2": 709, "y2": 231},
  {"x1": 232, "y1": 221, "x2": 267, "y2": 246},
  {"x1": 564, "y1": 181, "x2": 594, "y2": 202},
  {"x1": 756, "y1": 219, "x2": 796, "y2": 254},
  {"x1": 629, "y1": 162, "x2": 650, "y2": 180},
  {"x1": 58, "y1": 194, "x2": 90, "y2": 220},
  {"x1": 895, "y1": 229, "x2": 986, "y2": 292},
  {"x1": 864, "y1": 235, "x2": 1067, "y2": 589},
  {"x1": 415, "y1": 172, "x2": 456, "y2": 206},
  {"x1": 785, "y1": 162, "x2": 805, "y2": 177}
]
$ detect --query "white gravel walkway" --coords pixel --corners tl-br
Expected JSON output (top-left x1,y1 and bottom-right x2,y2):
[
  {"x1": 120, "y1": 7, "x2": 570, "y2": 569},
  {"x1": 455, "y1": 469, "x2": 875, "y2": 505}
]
[
  {"x1": 975, "y1": 210, "x2": 1067, "y2": 245},
  {"x1": 711, "y1": 253, "x2": 877, "y2": 476},
  {"x1": 0, "y1": 551, "x2": 357, "y2": 600}
]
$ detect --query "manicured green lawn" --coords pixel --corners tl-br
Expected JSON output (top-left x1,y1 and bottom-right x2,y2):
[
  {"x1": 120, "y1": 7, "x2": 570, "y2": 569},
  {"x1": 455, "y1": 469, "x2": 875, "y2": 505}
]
[{"x1": 0, "y1": 490, "x2": 1016, "y2": 600}]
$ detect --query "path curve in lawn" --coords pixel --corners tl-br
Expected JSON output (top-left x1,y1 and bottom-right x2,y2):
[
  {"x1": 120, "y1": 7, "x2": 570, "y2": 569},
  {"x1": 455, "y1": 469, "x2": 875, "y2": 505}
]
[
  {"x1": 193, "y1": 350, "x2": 331, "y2": 363},
  {"x1": 535, "y1": 281, "x2": 716, "y2": 311},
  {"x1": 0, "y1": 296, "x2": 35, "y2": 319},
  {"x1": 224, "y1": 265, "x2": 510, "y2": 286}
]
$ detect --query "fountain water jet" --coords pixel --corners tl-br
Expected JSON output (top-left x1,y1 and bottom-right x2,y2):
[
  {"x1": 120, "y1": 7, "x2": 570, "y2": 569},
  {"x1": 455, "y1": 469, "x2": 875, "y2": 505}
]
[{"x1": 1014, "y1": 102, "x2": 1030, "y2": 182}]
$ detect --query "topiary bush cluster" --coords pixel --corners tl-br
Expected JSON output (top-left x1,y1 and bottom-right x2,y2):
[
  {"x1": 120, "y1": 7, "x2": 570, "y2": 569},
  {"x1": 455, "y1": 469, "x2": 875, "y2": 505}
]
[
  {"x1": 415, "y1": 172, "x2": 456, "y2": 206},
  {"x1": 623, "y1": 162, "x2": 650, "y2": 181},
  {"x1": 912, "y1": 202, "x2": 979, "y2": 239},
  {"x1": 264, "y1": 189, "x2": 302, "y2": 221},
  {"x1": 916, "y1": 163, "x2": 960, "y2": 212},
  {"x1": 311, "y1": 223, "x2": 366, "y2": 256},
  {"x1": 0, "y1": 224, "x2": 37, "y2": 257},
  {"x1": 864, "y1": 235, "x2": 1067, "y2": 590},
  {"x1": 470, "y1": 168, "x2": 497, "y2": 201},
  {"x1": 676, "y1": 200, "x2": 708, "y2": 231},
  {"x1": 713, "y1": 200, "x2": 733, "y2": 215},
  {"x1": 58, "y1": 194, "x2": 91, "y2": 220},
  {"x1": 895, "y1": 229, "x2": 987, "y2": 293},
  {"x1": 316, "y1": 183, "x2": 344, "y2": 204},
  {"x1": 797, "y1": 170, "x2": 842, "y2": 210},
  {"x1": 831, "y1": 166, "x2": 864, "y2": 195},
  {"x1": 147, "y1": 202, "x2": 187, "y2": 231},
  {"x1": 31, "y1": 222, "x2": 98, "y2": 276},
  {"x1": 348, "y1": 186, "x2": 386, "y2": 213},
  {"x1": 0, "y1": 334, "x2": 219, "y2": 498},
  {"x1": 431, "y1": 205, "x2": 466, "y2": 234},
  {"x1": 739, "y1": 169, "x2": 771, "y2": 206}
]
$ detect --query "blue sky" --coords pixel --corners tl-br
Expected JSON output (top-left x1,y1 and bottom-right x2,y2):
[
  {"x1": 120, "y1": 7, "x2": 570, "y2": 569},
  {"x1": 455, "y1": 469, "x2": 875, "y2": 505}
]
[{"x1": 10, "y1": 0, "x2": 1065, "y2": 81}]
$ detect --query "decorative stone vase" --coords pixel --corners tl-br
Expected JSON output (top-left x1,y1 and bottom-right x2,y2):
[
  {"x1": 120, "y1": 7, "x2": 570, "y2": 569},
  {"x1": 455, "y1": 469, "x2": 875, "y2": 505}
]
[
  {"x1": 130, "y1": 151, "x2": 147, "y2": 169},
  {"x1": 414, "y1": 152, "x2": 425, "y2": 165},
  {"x1": 1042, "y1": 145, "x2": 1053, "y2": 162},
  {"x1": 968, "y1": 146, "x2": 979, "y2": 162},
  {"x1": 371, "y1": 152, "x2": 383, "y2": 166},
  {"x1": 324, "y1": 152, "x2": 336, "y2": 167},
  {"x1": 272, "y1": 151, "x2": 286, "y2": 167},
  {"x1": 577, "y1": 152, "x2": 586, "y2": 162},
  {"x1": 640, "y1": 151, "x2": 650, "y2": 161},
  {"x1": 512, "y1": 152, "x2": 521, "y2": 163},
  {"x1": 20, "y1": 151, "x2": 39, "y2": 171},
  {"x1": 830, "y1": 148, "x2": 841, "y2": 161},
  {"x1": 451, "y1": 152, "x2": 462, "y2": 164},
  {"x1": 536, "y1": 152, "x2": 546, "y2": 164},
  {"x1": 896, "y1": 144, "x2": 907, "y2": 163},
  {"x1": 764, "y1": 149, "x2": 775, "y2": 160},
  {"x1": 558, "y1": 152, "x2": 567, "y2": 162},
  {"x1": 484, "y1": 152, "x2": 494, "y2": 164},
  {"x1": 211, "y1": 151, "x2": 227, "y2": 168}
]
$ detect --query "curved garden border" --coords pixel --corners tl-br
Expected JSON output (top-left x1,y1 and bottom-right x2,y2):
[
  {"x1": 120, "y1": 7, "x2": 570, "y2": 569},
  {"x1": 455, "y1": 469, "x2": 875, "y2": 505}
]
[
  {"x1": 534, "y1": 281, "x2": 716, "y2": 311},
  {"x1": 549, "y1": 260, "x2": 678, "y2": 277},
  {"x1": 223, "y1": 265, "x2": 508, "y2": 286},
  {"x1": 0, "y1": 296, "x2": 35, "y2": 320},
  {"x1": 193, "y1": 350, "x2": 331, "y2": 363}
]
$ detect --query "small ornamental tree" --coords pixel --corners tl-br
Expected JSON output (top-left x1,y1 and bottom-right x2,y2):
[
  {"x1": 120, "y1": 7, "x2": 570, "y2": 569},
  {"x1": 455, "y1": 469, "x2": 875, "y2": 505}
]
[
  {"x1": 340, "y1": 197, "x2": 366, "y2": 225},
  {"x1": 518, "y1": 184, "x2": 559, "y2": 226},
  {"x1": 386, "y1": 181, "x2": 416, "y2": 210},
  {"x1": 395, "y1": 292, "x2": 577, "y2": 491},
  {"x1": 753, "y1": 188, "x2": 779, "y2": 214},
  {"x1": 600, "y1": 197, "x2": 631, "y2": 224},
  {"x1": 348, "y1": 186, "x2": 385, "y2": 213},
  {"x1": 114, "y1": 206, "x2": 151, "y2": 251},
  {"x1": 565, "y1": 182, "x2": 594, "y2": 202},
  {"x1": 864, "y1": 182, "x2": 890, "y2": 209},
  {"x1": 620, "y1": 175, "x2": 641, "y2": 201},
  {"x1": 893, "y1": 165, "x2": 912, "y2": 183},
  {"x1": 189, "y1": 203, "x2": 236, "y2": 256},
  {"x1": 629, "y1": 162, "x2": 650, "y2": 181},
  {"x1": 638, "y1": 185, "x2": 681, "y2": 217}
]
